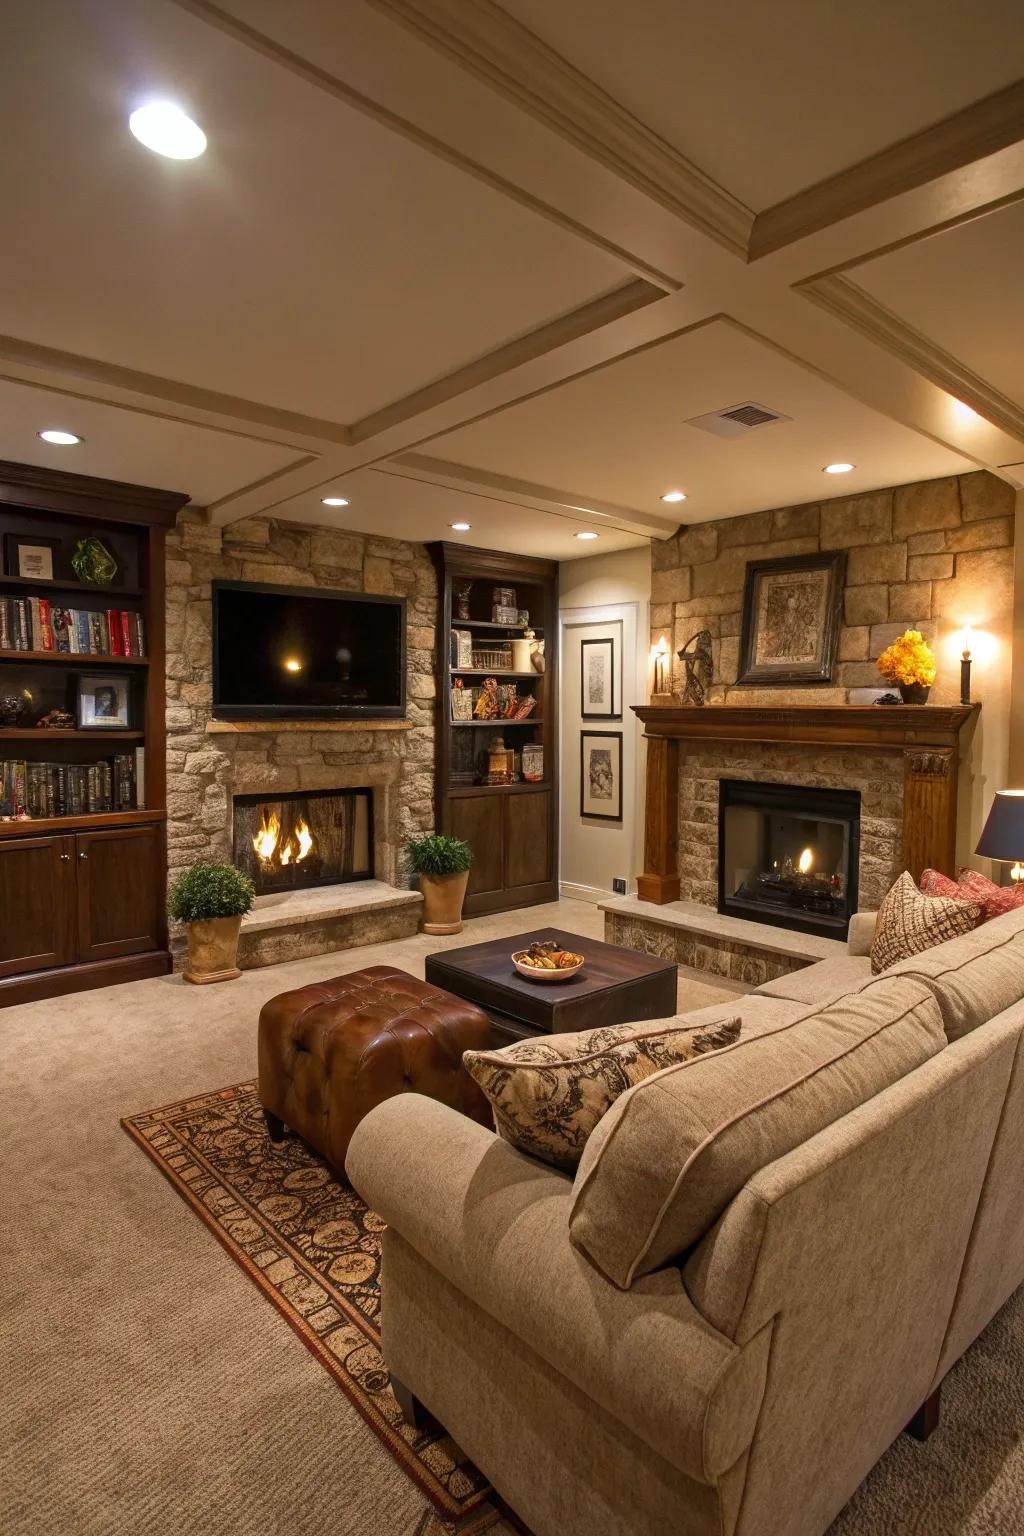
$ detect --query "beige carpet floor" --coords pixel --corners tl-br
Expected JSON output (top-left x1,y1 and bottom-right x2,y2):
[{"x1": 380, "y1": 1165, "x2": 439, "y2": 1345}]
[{"x1": 2, "y1": 895, "x2": 1021, "y2": 1535}]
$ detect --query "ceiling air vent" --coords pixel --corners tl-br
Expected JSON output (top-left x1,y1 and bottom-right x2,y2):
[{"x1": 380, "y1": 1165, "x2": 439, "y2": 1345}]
[{"x1": 685, "y1": 401, "x2": 792, "y2": 439}]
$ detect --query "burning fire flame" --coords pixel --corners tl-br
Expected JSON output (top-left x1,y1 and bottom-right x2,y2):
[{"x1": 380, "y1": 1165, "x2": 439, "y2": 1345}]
[
  {"x1": 798, "y1": 847, "x2": 814, "y2": 875},
  {"x1": 252, "y1": 809, "x2": 314, "y2": 866}
]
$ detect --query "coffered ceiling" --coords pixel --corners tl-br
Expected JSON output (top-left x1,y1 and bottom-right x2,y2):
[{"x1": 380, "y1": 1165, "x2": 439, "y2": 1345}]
[{"x1": 1, "y1": 0, "x2": 1022, "y2": 557}]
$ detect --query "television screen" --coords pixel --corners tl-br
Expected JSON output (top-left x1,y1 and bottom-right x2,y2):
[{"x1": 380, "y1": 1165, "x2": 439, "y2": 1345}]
[{"x1": 213, "y1": 581, "x2": 406, "y2": 719}]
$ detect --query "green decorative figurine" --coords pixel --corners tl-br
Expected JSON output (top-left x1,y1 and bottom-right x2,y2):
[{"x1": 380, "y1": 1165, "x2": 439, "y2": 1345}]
[{"x1": 71, "y1": 535, "x2": 118, "y2": 586}]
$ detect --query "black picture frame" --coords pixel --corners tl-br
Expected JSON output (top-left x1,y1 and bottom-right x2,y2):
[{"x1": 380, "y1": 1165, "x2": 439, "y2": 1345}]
[
  {"x1": 580, "y1": 635, "x2": 619, "y2": 719},
  {"x1": 75, "y1": 673, "x2": 132, "y2": 730},
  {"x1": 3, "y1": 532, "x2": 63, "y2": 583},
  {"x1": 737, "y1": 551, "x2": 846, "y2": 687},
  {"x1": 580, "y1": 730, "x2": 623, "y2": 821}
]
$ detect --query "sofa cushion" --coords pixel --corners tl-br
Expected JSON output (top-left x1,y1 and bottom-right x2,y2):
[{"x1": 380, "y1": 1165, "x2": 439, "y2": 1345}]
[
  {"x1": 886, "y1": 902, "x2": 1024, "y2": 1040},
  {"x1": 871, "y1": 871, "x2": 981, "y2": 974},
  {"x1": 757, "y1": 954, "x2": 872, "y2": 1006},
  {"x1": 463, "y1": 1014, "x2": 740, "y2": 1172},
  {"x1": 568, "y1": 975, "x2": 945, "y2": 1289},
  {"x1": 922, "y1": 865, "x2": 1024, "y2": 923}
]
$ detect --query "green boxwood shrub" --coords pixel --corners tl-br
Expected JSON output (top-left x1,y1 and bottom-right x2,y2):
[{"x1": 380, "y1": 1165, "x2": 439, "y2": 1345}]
[
  {"x1": 168, "y1": 862, "x2": 255, "y2": 922},
  {"x1": 407, "y1": 834, "x2": 472, "y2": 877}
]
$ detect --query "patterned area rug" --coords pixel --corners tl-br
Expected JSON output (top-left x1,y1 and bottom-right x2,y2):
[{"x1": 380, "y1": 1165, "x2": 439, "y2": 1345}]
[{"x1": 122, "y1": 1082, "x2": 502, "y2": 1536}]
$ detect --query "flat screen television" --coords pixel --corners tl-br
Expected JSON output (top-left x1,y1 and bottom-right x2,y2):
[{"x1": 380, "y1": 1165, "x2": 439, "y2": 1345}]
[{"x1": 212, "y1": 580, "x2": 406, "y2": 720}]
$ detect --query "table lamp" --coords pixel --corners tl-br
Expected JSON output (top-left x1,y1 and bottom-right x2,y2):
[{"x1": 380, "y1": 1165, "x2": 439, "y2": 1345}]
[{"x1": 976, "y1": 789, "x2": 1024, "y2": 883}]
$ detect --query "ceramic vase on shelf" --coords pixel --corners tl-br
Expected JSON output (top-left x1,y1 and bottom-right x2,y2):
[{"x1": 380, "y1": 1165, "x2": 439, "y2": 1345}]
[{"x1": 899, "y1": 683, "x2": 931, "y2": 705}]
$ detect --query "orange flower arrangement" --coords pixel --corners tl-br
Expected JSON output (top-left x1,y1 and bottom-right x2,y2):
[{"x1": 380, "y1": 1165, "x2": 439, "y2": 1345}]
[{"x1": 876, "y1": 629, "x2": 937, "y2": 688}]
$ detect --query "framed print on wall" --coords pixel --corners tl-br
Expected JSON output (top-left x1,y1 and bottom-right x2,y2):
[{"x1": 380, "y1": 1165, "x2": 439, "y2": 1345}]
[
  {"x1": 76, "y1": 673, "x2": 132, "y2": 729},
  {"x1": 580, "y1": 635, "x2": 619, "y2": 719},
  {"x1": 737, "y1": 551, "x2": 846, "y2": 687},
  {"x1": 580, "y1": 730, "x2": 623, "y2": 821}
]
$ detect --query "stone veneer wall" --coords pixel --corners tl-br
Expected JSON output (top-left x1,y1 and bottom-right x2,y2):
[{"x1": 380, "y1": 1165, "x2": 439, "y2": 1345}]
[
  {"x1": 652, "y1": 469, "x2": 1016, "y2": 873},
  {"x1": 164, "y1": 509, "x2": 437, "y2": 898}
]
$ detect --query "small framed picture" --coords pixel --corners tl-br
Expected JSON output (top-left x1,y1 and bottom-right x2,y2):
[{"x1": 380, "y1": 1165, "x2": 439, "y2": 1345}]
[
  {"x1": 76, "y1": 673, "x2": 131, "y2": 730},
  {"x1": 581, "y1": 636, "x2": 619, "y2": 719},
  {"x1": 580, "y1": 731, "x2": 623, "y2": 821},
  {"x1": 4, "y1": 533, "x2": 61, "y2": 582}
]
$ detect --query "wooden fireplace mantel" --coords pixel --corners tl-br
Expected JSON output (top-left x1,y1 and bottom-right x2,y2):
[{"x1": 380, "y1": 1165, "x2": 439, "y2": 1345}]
[{"x1": 633, "y1": 703, "x2": 980, "y2": 905}]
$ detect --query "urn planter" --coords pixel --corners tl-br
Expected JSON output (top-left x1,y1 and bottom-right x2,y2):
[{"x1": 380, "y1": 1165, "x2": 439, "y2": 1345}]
[
  {"x1": 419, "y1": 870, "x2": 470, "y2": 935},
  {"x1": 184, "y1": 915, "x2": 244, "y2": 984}
]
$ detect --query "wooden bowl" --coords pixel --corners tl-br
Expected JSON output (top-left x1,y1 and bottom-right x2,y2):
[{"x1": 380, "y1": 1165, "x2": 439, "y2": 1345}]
[{"x1": 512, "y1": 951, "x2": 584, "y2": 983}]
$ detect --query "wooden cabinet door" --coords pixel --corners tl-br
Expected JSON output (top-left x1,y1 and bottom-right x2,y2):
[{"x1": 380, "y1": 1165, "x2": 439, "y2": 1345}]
[
  {"x1": 0, "y1": 835, "x2": 76, "y2": 978},
  {"x1": 504, "y1": 788, "x2": 554, "y2": 895},
  {"x1": 450, "y1": 793, "x2": 504, "y2": 900},
  {"x1": 75, "y1": 825, "x2": 162, "y2": 962}
]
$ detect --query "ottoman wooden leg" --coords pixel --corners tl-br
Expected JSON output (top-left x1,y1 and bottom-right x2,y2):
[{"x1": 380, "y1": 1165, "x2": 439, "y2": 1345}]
[
  {"x1": 264, "y1": 1108, "x2": 286, "y2": 1143},
  {"x1": 391, "y1": 1375, "x2": 430, "y2": 1431}
]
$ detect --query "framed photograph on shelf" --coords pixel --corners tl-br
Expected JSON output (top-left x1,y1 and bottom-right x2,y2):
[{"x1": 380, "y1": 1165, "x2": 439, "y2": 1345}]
[
  {"x1": 76, "y1": 673, "x2": 132, "y2": 730},
  {"x1": 580, "y1": 730, "x2": 622, "y2": 821},
  {"x1": 580, "y1": 635, "x2": 619, "y2": 719},
  {"x1": 4, "y1": 533, "x2": 61, "y2": 582},
  {"x1": 737, "y1": 551, "x2": 846, "y2": 687}
]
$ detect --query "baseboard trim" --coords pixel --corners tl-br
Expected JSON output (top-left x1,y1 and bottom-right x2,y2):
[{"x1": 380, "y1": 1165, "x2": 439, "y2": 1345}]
[{"x1": 559, "y1": 880, "x2": 616, "y2": 905}]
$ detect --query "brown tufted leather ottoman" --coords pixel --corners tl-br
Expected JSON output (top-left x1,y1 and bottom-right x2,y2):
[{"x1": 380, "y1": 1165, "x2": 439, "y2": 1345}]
[{"x1": 257, "y1": 965, "x2": 494, "y2": 1175}]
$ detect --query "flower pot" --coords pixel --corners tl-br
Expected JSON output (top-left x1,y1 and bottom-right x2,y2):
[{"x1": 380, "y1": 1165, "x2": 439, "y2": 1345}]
[
  {"x1": 899, "y1": 683, "x2": 931, "y2": 705},
  {"x1": 184, "y1": 914, "x2": 243, "y2": 984},
  {"x1": 419, "y1": 870, "x2": 470, "y2": 935}
]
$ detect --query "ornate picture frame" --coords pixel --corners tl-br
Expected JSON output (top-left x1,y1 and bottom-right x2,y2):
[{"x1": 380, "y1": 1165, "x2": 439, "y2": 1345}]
[{"x1": 737, "y1": 551, "x2": 846, "y2": 687}]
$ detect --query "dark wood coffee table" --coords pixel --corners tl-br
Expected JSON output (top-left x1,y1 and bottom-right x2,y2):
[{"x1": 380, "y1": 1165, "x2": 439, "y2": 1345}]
[{"x1": 425, "y1": 928, "x2": 677, "y2": 1046}]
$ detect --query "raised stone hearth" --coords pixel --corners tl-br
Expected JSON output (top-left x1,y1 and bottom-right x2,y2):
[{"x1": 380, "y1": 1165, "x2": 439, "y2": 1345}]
[{"x1": 237, "y1": 881, "x2": 422, "y2": 969}]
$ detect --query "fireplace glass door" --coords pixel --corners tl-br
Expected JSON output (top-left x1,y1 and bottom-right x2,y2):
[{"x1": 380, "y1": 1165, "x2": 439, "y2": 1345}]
[
  {"x1": 718, "y1": 780, "x2": 860, "y2": 938},
  {"x1": 233, "y1": 788, "x2": 372, "y2": 895}
]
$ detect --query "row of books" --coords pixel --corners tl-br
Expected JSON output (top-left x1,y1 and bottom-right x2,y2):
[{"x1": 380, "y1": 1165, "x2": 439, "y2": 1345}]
[
  {"x1": 0, "y1": 753, "x2": 138, "y2": 819},
  {"x1": 0, "y1": 597, "x2": 146, "y2": 657}
]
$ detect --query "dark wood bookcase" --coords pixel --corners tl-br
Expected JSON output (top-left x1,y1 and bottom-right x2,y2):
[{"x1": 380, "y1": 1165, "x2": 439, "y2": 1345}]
[
  {"x1": 428, "y1": 542, "x2": 558, "y2": 916},
  {"x1": 0, "y1": 460, "x2": 187, "y2": 1006}
]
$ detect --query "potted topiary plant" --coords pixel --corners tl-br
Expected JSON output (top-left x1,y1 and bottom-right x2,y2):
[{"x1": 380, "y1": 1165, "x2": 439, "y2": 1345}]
[
  {"x1": 168, "y1": 862, "x2": 256, "y2": 984},
  {"x1": 876, "y1": 628, "x2": 937, "y2": 705},
  {"x1": 408, "y1": 834, "x2": 472, "y2": 935}
]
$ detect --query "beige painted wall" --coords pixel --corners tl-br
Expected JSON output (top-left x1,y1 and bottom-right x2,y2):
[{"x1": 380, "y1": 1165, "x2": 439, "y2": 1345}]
[{"x1": 558, "y1": 545, "x2": 651, "y2": 898}]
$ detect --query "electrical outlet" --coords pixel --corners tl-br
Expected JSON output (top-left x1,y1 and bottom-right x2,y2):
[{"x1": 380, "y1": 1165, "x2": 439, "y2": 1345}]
[{"x1": 612, "y1": 877, "x2": 627, "y2": 895}]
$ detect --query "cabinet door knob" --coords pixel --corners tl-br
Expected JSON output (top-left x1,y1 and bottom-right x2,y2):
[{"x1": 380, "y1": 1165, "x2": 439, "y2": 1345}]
[
  {"x1": 60, "y1": 852, "x2": 71, "y2": 861},
  {"x1": 79, "y1": 851, "x2": 88, "y2": 860}
]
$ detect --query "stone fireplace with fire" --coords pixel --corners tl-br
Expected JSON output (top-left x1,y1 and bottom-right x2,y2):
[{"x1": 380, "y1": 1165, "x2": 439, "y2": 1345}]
[{"x1": 233, "y1": 787, "x2": 373, "y2": 895}]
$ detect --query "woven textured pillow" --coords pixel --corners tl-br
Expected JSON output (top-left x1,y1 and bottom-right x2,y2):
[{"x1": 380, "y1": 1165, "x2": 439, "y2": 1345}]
[
  {"x1": 463, "y1": 1015, "x2": 740, "y2": 1171},
  {"x1": 872, "y1": 870, "x2": 981, "y2": 974}
]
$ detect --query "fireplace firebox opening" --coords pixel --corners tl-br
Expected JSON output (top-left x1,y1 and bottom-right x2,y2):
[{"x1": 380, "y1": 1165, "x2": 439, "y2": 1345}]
[
  {"x1": 233, "y1": 787, "x2": 373, "y2": 896},
  {"x1": 718, "y1": 780, "x2": 860, "y2": 939}
]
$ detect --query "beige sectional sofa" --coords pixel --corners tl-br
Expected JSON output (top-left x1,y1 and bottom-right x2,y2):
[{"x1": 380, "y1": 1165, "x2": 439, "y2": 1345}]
[{"x1": 346, "y1": 904, "x2": 1024, "y2": 1536}]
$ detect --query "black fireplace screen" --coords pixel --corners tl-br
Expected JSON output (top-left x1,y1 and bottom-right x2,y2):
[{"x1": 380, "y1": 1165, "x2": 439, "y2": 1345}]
[
  {"x1": 718, "y1": 780, "x2": 860, "y2": 939},
  {"x1": 233, "y1": 788, "x2": 372, "y2": 895}
]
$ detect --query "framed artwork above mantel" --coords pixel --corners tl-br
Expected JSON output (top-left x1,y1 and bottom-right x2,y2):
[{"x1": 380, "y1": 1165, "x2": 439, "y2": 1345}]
[{"x1": 737, "y1": 550, "x2": 846, "y2": 687}]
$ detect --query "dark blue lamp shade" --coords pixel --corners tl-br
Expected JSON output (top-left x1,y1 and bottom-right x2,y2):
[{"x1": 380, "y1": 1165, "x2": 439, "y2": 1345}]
[{"x1": 976, "y1": 791, "x2": 1024, "y2": 869}]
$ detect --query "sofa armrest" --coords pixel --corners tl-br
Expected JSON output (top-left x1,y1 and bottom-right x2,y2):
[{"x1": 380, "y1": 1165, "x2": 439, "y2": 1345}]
[
  {"x1": 346, "y1": 1094, "x2": 770, "y2": 1484},
  {"x1": 848, "y1": 910, "x2": 878, "y2": 956}
]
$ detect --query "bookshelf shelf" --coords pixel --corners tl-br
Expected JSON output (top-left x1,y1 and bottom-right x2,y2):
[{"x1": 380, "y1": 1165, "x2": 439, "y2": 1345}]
[
  {"x1": 451, "y1": 619, "x2": 545, "y2": 634},
  {"x1": 0, "y1": 729, "x2": 144, "y2": 741},
  {"x1": 451, "y1": 669, "x2": 539, "y2": 679},
  {"x1": 0, "y1": 575, "x2": 144, "y2": 598},
  {"x1": 0, "y1": 808, "x2": 164, "y2": 839},
  {"x1": 450, "y1": 718, "x2": 543, "y2": 727},
  {"x1": 0, "y1": 649, "x2": 148, "y2": 666}
]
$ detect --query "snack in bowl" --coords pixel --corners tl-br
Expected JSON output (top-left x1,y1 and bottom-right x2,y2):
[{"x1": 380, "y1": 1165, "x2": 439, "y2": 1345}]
[{"x1": 512, "y1": 939, "x2": 585, "y2": 981}]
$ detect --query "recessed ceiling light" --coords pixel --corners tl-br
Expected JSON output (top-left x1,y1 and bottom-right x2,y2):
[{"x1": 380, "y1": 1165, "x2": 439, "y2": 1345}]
[
  {"x1": 823, "y1": 462, "x2": 855, "y2": 474},
  {"x1": 129, "y1": 101, "x2": 207, "y2": 160},
  {"x1": 321, "y1": 496, "x2": 350, "y2": 507},
  {"x1": 575, "y1": 530, "x2": 599, "y2": 540},
  {"x1": 38, "y1": 429, "x2": 82, "y2": 446},
  {"x1": 660, "y1": 490, "x2": 687, "y2": 503},
  {"x1": 450, "y1": 521, "x2": 471, "y2": 532}
]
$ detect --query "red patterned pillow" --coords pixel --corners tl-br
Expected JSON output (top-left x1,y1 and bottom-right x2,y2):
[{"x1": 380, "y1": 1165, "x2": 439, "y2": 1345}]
[
  {"x1": 919, "y1": 868, "x2": 962, "y2": 900},
  {"x1": 957, "y1": 868, "x2": 1024, "y2": 923}
]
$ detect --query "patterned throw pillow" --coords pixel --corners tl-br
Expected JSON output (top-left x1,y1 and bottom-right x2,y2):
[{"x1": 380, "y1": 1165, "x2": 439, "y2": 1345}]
[
  {"x1": 919, "y1": 866, "x2": 1024, "y2": 923},
  {"x1": 463, "y1": 1016, "x2": 741, "y2": 1172},
  {"x1": 872, "y1": 871, "x2": 982, "y2": 974},
  {"x1": 957, "y1": 868, "x2": 1024, "y2": 923}
]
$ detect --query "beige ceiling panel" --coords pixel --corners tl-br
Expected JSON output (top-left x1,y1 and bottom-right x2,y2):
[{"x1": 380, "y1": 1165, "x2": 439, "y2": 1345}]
[
  {"x1": 427, "y1": 320, "x2": 973, "y2": 521},
  {"x1": 0, "y1": 0, "x2": 628, "y2": 425},
  {"x1": 854, "y1": 201, "x2": 1024, "y2": 408},
  {"x1": 502, "y1": 0, "x2": 1024, "y2": 209},
  {"x1": 269, "y1": 464, "x2": 646, "y2": 560},
  {"x1": 0, "y1": 378, "x2": 304, "y2": 504}
]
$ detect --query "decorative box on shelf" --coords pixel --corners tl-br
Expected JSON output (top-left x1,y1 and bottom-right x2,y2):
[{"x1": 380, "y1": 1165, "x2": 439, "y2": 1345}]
[{"x1": 472, "y1": 643, "x2": 512, "y2": 670}]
